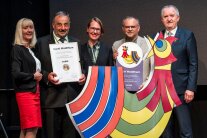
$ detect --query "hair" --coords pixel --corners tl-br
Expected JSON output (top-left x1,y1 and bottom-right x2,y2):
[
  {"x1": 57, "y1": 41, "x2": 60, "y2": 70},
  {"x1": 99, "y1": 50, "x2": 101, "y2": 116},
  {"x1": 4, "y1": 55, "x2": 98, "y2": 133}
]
[
  {"x1": 13, "y1": 18, "x2": 37, "y2": 48},
  {"x1": 122, "y1": 16, "x2": 140, "y2": 27},
  {"x1": 161, "y1": 5, "x2": 180, "y2": 17},
  {"x1": 87, "y1": 17, "x2": 104, "y2": 34},
  {"x1": 52, "y1": 11, "x2": 70, "y2": 24}
]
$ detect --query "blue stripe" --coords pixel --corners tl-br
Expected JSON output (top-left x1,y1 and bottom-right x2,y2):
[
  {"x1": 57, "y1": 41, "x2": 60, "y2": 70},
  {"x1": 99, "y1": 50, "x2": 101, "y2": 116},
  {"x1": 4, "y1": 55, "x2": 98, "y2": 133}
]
[
  {"x1": 73, "y1": 66, "x2": 105, "y2": 124},
  {"x1": 83, "y1": 66, "x2": 118, "y2": 138}
]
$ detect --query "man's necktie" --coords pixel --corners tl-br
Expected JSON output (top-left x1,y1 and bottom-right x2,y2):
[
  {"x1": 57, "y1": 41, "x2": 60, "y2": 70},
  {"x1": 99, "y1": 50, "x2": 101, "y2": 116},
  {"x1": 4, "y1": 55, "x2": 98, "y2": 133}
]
[
  {"x1": 59, "y1": 37, "x2": 65, "y2": 43},
  {"x1": 167, "y1": 31, "x2": 173, "y2": 37}
]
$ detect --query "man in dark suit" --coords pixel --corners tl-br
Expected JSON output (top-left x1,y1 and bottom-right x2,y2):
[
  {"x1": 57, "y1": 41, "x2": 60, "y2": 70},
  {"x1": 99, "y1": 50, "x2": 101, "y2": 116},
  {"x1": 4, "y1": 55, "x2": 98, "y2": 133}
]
[
  {"x1": 35, "y1": 11, "x2": 85, "y2": 138},
  {"x1": 81, "y1": 17, "x2": 114, "y2": 75},
  {"x1": 160, "y1": 5, "x2": 198, "y2": 138}
]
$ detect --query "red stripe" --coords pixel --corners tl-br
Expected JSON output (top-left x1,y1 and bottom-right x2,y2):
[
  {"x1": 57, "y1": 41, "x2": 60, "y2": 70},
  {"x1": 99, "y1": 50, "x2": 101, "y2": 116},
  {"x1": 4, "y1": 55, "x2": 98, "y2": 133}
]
[
  {"x1": 69, "y1": 66, "x2": 98, "y2": 113},
  {"x1": 94, "y1": 67, "x2": 125, "y2": 138},
  {"x1": 165, "y1": 71, "x2": 182, "y2": 106},
  {"x1": 78, "y1": 67, "x2": 111, "y2": 130},
  {"x1": 146, "y1": 71, "x2": 160, "y2": 111},
  {"x1": 160, "y1": 71, "x2": 172, "y2": 112},
  {"x1": 137, "y1": 73, "x2": 156, "y2": 100}
]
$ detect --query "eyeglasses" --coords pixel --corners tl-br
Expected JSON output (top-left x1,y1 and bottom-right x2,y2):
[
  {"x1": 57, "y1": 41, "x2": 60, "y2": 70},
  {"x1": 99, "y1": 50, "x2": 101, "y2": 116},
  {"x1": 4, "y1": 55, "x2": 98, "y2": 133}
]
[
  {"x1": 89, "y1": 27, "x2": 101, "y2": 32},
  {"x1": 123, "y1": 26, "x2": 138, "y2": 29}
]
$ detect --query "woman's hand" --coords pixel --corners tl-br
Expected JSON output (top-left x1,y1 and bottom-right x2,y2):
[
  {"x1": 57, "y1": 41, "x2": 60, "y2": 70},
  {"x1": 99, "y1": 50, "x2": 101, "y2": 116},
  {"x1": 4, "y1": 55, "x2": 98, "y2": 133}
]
[{"x1": 34, "y1": 71, "x2": 42, "y2": 82}]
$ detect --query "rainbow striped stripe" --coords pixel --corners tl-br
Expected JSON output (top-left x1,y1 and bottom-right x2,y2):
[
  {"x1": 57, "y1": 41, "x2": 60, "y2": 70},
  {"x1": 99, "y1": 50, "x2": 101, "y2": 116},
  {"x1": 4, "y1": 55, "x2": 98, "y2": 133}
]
[{"x1": 66, "y1": 66, "x2": 124, "y2": 138}]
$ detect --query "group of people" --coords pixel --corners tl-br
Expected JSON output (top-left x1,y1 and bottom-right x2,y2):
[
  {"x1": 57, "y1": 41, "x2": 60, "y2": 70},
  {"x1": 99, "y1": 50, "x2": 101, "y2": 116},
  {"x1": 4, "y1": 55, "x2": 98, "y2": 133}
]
[{"x1": 11, "y1": 4, "x2": 197, "y2": 138}]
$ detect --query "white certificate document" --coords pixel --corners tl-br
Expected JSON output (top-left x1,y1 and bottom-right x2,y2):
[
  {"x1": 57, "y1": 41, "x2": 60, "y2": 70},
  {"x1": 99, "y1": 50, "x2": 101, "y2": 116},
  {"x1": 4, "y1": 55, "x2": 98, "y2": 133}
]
[{"x1": 49, "y1": 42, "x2": 82, "y2": 83}]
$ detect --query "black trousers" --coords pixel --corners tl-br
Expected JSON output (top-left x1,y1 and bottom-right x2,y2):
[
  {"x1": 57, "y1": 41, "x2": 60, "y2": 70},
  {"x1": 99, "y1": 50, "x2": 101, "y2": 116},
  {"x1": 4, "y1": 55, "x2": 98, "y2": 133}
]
[
  {"x1": 41, "y1": 107, "x2": 80, "y2": 138},
  {"x1": 161, "y1": 95, "x2": 193, "y2": 138}
]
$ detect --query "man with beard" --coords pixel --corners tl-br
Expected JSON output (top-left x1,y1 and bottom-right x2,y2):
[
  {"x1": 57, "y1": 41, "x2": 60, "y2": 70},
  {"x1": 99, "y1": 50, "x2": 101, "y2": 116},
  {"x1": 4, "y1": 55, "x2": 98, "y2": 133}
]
[{"x1": 35, "y1": 11, "x2": 85, "y2": 138}]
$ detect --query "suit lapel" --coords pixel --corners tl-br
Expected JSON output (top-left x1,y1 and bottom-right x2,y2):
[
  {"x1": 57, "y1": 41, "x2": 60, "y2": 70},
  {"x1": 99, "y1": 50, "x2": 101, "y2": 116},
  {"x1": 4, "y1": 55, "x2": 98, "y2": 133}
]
[
  {"x1": 172, "y1": 27, "x2": 181, "y2": 46},
  {"x1": 95, "y1": 42, "x2": 103, "y2": 65},
  {"x1": 68, "y1": 36, "x2": 73, "y2": 42},
  {"x1": 162, "y1": 30, "x2": 165, "y2": 36},
  {"x1": 174, "y1": 27, "x2": 181, "y2": 40},
  {"x1": 83, "y1": 43, "x2": 93, "y2": 65}
]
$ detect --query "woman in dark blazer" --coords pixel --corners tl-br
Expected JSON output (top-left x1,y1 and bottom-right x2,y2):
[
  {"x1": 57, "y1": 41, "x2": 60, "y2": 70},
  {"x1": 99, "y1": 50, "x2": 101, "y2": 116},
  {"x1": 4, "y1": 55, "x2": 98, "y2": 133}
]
[
  {"x1": 81, "y1": 17, "x2": 114, "y2": 75},
  {"x1": 11, "y1": 18, "x2": 42, "y2": 138}
]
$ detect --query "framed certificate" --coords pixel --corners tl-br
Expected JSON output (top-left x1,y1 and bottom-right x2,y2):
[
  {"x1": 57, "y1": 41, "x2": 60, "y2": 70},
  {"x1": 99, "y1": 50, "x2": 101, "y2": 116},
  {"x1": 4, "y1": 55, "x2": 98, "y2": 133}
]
[{"x1": 49, "y1": 42, "x2": 82, "y2": 83}]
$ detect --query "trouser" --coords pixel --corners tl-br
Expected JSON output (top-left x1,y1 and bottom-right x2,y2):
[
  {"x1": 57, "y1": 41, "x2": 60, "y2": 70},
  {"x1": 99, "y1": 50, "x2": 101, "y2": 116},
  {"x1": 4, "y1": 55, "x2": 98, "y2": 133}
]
[
  {"x1": 161, "y1": 95, "x2": 193, "y2": 138},
  {"x1": 42, "y1": 107, "x2": 80, "y2": 138}
]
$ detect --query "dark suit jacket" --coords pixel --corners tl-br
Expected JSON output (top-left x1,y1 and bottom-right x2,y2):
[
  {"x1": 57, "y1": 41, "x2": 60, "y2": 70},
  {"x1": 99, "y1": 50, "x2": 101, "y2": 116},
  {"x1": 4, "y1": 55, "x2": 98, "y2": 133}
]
[
  {"x1": 35, "y1": 34, "x2": 82, "y2": 108},
  {"x1": 81, "y1": 41, "x2": 114, "y2": 75},
  {"x1": 11, "y1": 45, "x2": 37, "y2": 93},
  {"x1": 163, "y1": 27, "x2": 198, "y2": 94}
]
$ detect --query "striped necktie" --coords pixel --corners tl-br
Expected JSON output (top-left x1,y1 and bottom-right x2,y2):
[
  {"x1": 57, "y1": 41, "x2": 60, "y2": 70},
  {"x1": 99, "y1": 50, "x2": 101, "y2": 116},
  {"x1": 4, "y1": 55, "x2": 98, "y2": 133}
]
[
  {"x1": 59, "y1": 37, "x2": 66, "y2": 43},
  {"x1": 167, "y1": 31, "x2": 173, "y2": 37}
]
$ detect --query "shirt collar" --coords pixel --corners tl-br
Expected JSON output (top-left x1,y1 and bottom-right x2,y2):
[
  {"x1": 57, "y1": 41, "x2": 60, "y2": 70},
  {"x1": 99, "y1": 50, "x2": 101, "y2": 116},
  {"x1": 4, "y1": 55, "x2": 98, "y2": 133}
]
[
  {"x1": 87, "y1": 41, "x2": 100, "y2": 49},
  {"x1": 125, "y1": 36, "x2": 138, "y2": 43},
  {"x1": 165, "y1": 27, "x2": 178, "y2": 37},
  {"x1": 53, "y1": 31, "x2": 68, "y2": 43}
]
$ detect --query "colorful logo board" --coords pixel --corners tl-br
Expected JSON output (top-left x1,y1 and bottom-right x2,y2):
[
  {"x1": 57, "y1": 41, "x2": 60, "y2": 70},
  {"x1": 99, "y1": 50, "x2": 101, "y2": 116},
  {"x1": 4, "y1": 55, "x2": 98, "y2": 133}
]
[
  {"x1": 66, "y1": 32, "x2": 182, "y2": 138},
  {"x1": 116, "y1": 42, "x2": 143, "y2": 91}
]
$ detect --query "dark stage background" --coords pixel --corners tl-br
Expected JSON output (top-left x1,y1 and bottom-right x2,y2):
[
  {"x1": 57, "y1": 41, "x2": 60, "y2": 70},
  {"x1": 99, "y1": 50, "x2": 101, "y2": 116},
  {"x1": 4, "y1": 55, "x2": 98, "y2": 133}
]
[
  {"x1": 0, "y1": 0, "x2": 49, "y2": 137},
  {"x1": 1, "y1": 0, "x2": 207, "y2": 137},
  {"x1": 50, "y1": 0, "x2": 207, "y2": 85}
]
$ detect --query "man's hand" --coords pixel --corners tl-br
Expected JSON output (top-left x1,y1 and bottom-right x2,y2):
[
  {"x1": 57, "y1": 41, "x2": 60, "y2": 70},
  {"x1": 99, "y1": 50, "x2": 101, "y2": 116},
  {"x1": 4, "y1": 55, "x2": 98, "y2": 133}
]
[
  {"x1": 113, "y1": 49, "x2": 118, "y2": 60},
  {"x1": 48, "y1": 72, "x2": 60, "y2": 85},
  {"x1": 138, "y1": 84, "x2": 144, "y2": 90},
  {"x1": 78, "y1": 74, "x2": 86, "y2": 85},
  {"x1": 184, "y1": 90, "x2": 194, "y2": 103}
]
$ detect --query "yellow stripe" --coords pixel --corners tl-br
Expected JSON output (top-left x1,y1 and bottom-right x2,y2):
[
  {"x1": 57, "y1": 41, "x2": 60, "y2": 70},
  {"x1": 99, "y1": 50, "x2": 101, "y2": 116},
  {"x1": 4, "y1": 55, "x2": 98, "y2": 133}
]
[
  {"x1": 121, "y1": 106, "x2": 156, "y2": 124},
  {"x1": 155, "y1": 64, "x2": 171, "y2": 70},
  {"x1": 110, "y1": 82, "x2": 175, "y2": 137},
  {"x1": 110, "y1": 110, "x2": 171, "y2": 138}
]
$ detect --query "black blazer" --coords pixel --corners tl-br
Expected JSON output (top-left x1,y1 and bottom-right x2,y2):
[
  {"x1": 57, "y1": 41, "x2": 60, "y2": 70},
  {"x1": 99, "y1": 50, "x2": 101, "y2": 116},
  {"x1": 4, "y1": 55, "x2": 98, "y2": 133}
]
[
  {"x1": 163, "y1": 27, "x2": 198, "y2": 94},
  {"x1": 11, "y1": 45, "x2": 37, "y2": 93},
  {"x1": 81, "y1": 41, "x2": 114, "y2": 75},
  {"x1": 35, "y1": 34, "x2": 82, "y2": 108}
]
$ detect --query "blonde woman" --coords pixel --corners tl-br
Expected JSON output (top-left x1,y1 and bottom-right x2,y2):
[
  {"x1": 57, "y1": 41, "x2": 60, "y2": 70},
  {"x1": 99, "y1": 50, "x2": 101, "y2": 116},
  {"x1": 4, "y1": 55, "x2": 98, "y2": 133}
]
[{"x1": 11, "y1": 18, "x2": 42, "y2": 138}]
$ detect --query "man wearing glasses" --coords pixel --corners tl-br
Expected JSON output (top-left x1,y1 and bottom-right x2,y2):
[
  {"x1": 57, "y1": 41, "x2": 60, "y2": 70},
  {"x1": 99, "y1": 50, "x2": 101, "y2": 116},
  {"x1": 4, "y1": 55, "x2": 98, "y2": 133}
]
[{"x1": 112, "y1": 16, "x2": 151, "y2": 91}]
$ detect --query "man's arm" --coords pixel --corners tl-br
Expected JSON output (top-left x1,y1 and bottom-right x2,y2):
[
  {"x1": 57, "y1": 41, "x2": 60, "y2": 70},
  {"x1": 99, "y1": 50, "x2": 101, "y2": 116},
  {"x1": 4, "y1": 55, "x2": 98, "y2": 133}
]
[
  {"x1": 186, "y1": 32, "x2": 198, "y2": 92},
  {"x1": 185, "y1": 32, "x2": 198, "y2": 103}
]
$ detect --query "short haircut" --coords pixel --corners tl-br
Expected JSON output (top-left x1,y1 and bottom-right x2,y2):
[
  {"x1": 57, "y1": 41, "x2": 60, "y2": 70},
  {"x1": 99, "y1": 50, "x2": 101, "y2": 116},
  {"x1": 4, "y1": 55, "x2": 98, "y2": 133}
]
[
  {"x1": 161, "y1": 5, "x2": 180, "y2": 17},
  {"x1": 122, "y1": 16, "x2": 140, "y2": 26},
  {"x1": 87, "y1": 17, "x2": 104, "y2": 34},
  {"x1": 52, "y1": 11, "x2": 70, "y2": 23},
  {"x1": 13, "y1": 18, "x2": 37, "y2": 48}
]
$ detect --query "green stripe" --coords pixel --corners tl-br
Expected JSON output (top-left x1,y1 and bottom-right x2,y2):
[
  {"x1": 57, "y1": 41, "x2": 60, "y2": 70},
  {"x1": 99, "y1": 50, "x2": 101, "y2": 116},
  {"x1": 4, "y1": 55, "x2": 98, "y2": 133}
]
[
  {"x1": 124, "y1": 88, "x2": 155, "y2": 111},
  {"x1": 116, "y1": 100, "x2": 164, "y2": 135}
]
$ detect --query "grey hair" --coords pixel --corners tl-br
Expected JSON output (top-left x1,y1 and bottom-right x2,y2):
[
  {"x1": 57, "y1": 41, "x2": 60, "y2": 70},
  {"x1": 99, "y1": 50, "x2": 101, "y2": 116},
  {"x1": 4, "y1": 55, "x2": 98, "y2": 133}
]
[
  {"x1": 122, "y1": 16, "x2": 140, "y2": 26},
  {"x1": 13, "y1": 18, "x2": 37, "y2": 48},
  {"x1": 161, "y1": 5, "x2": 180, "y2": 17},
  {"x1": 52, "y1": 11, "x2": 70, "y2": 23}
]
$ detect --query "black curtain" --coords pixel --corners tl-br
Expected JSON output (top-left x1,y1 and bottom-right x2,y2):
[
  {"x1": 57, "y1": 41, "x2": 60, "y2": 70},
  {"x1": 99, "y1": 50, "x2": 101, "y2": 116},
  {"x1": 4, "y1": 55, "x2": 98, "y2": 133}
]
[
  {"x1": 0, "y1": 0, "x2": 49, "y2": 137},
  {"x1": 0, "y1": 0, "x2": 50, "y2": 89}
]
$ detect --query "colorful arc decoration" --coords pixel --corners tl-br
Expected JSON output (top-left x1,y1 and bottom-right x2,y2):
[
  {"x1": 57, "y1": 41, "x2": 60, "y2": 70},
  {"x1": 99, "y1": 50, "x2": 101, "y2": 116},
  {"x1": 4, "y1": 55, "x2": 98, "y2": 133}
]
[
  {"x1": 66, "y1": 66, "x2": 124, "y2": 138},
  {"x1": 66, "y1": 32, "x2": 182, "y2": 138}
]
